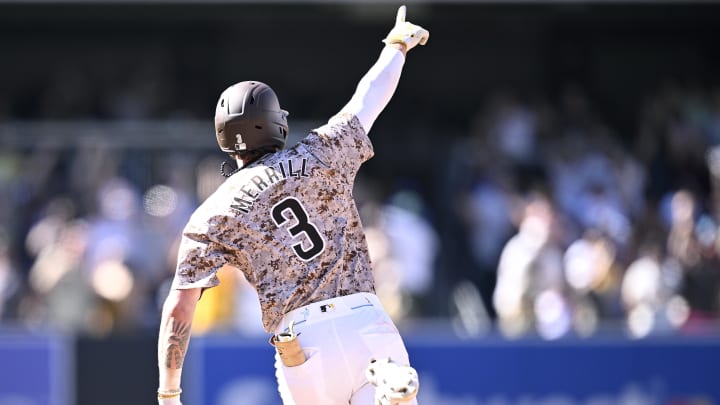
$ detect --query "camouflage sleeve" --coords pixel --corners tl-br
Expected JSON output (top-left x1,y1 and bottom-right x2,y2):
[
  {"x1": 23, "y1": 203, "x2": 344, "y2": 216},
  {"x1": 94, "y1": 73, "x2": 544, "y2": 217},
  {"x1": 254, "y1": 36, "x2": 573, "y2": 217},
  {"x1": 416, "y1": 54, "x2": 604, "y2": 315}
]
[
  {"x1": 171, "y1": 232, "x2": 229, "y2": 291},
  {"x1": 299, "y1": 113, "x2": 374, "y2": 182}
]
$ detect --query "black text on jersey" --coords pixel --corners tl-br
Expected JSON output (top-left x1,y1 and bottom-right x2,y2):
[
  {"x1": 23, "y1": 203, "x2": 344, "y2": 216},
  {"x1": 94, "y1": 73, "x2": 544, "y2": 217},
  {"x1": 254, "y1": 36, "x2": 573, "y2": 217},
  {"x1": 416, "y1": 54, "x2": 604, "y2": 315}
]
[{"x1": 231, "y1": 158, "x2": 310, "y2": 214}]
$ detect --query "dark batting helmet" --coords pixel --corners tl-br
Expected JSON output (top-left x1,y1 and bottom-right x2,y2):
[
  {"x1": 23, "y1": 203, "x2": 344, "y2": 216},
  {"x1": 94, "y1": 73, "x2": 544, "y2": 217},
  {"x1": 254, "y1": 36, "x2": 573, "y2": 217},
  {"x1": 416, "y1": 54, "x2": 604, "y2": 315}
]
[{"x1": 214, "y1": 81, "x2": 289, "y2": 154}]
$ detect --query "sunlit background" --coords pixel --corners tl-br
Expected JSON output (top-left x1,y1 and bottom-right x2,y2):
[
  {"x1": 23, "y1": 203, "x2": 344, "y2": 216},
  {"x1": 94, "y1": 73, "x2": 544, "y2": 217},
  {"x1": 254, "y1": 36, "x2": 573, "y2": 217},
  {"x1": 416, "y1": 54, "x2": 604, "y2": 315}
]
[{"x1": 1, "y1": 1, "x2": 719, "y2": 404}]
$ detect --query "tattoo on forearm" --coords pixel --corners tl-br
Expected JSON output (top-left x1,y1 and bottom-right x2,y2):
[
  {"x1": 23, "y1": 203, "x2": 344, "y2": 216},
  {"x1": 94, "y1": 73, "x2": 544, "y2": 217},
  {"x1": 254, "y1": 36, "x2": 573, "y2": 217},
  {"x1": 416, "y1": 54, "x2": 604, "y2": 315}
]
[{"x1": 163, "y1": 318, "x2": 191, "y2": 369}]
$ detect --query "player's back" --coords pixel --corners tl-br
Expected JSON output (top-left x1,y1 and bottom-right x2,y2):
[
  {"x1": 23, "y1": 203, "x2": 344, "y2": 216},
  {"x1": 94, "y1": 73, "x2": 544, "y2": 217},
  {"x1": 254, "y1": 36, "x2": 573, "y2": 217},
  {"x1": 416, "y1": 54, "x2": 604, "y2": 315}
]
[{"x1": 178, "y1": 114, "x2": 375, "y2": 332}]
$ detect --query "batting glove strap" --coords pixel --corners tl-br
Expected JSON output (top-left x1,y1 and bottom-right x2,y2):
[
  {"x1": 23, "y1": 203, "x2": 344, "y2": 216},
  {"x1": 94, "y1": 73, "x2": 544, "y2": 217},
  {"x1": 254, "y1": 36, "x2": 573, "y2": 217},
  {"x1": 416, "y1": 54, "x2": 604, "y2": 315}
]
[{"x1": 382, "y1": 5, "x2": 429, "y2": 51}]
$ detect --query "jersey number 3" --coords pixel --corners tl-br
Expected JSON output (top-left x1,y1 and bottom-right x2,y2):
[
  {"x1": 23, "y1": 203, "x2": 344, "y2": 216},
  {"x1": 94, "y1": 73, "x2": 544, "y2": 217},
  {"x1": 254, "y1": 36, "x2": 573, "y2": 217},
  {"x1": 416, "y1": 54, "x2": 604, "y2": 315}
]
[{"x1": 271, "y1": 197, "x2": 326, "y2": 261}]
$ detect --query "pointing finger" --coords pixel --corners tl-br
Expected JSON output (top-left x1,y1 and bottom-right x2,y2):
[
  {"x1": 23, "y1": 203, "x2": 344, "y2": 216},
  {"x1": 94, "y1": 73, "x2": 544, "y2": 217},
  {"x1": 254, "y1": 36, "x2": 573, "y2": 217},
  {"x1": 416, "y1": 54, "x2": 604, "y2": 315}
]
[{"x1": 396, "y1": 5, "x2": 406, "y2": 24}]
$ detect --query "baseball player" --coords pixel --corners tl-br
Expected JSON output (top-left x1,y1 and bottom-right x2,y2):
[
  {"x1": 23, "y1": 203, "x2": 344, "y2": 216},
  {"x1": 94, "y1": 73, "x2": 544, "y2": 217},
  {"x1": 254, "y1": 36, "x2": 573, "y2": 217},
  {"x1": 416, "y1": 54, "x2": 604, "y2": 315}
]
[{"x1": 157, "y1": 5, "x2": 429, "y2": 405}]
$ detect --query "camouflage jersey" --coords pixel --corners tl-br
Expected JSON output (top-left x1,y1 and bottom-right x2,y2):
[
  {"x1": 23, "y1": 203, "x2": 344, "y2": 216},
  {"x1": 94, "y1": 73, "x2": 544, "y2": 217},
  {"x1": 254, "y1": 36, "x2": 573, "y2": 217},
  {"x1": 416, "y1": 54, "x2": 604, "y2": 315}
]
[{"x1": 173, "y1": 113, "x2": 376, "y2": 333}]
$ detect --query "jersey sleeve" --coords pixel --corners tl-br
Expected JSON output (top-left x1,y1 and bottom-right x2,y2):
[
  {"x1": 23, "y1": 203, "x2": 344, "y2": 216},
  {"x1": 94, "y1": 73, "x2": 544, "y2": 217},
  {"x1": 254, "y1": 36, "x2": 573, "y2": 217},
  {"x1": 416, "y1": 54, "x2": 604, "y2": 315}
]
[
  {"x1": 299, "y1": 113, "x2": 374, "y2": 182},
  {"x1": 171, "y1": 230, "x2": 229, "y2": 291}
]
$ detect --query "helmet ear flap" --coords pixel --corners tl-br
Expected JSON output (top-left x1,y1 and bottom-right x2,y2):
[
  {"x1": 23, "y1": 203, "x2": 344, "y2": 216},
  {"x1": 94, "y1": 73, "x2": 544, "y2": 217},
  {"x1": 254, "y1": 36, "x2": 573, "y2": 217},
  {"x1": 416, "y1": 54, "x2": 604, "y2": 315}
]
[{"x1": 280, "y1": 110, "x2": 290, "y2": 139}]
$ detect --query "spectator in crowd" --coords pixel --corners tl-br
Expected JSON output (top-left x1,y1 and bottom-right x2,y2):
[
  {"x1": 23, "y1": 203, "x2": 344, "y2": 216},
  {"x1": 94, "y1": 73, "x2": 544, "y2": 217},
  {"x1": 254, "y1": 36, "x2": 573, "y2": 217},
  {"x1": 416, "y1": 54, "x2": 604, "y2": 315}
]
[
  {"x1": 493, "y1": 193, "x2": 567, "y2": 338},
  {"x1": 563, "y1": 229, "x2": 624, "y2": 335},
  {"x1": 663, "y1": 189, "x2": 720, "y2": 333},
  {"x1": 377, "y1": 187, "x2": 439, "y2": 321},
  {"x1": 0, "y1": 230, "x2": 19, "y2": 321}
]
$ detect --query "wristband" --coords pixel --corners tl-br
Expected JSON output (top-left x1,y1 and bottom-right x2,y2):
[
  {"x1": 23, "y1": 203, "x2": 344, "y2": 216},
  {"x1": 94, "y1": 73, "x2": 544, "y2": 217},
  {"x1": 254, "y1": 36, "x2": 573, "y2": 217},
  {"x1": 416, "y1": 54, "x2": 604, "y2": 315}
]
[{"x1": 157, "y1": 388, "x2": 182, "y2": 399}]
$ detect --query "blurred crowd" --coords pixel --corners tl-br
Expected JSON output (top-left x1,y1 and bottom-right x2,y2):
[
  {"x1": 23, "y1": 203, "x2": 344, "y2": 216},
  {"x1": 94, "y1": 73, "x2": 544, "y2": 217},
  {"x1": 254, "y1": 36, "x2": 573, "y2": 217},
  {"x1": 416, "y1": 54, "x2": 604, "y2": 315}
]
[
  {"x1": 1, "y1": 79, "x2": 720, "y2": 340},
  {"x1": 444, "y1": 82, "x2": 720, "y2": 339}
]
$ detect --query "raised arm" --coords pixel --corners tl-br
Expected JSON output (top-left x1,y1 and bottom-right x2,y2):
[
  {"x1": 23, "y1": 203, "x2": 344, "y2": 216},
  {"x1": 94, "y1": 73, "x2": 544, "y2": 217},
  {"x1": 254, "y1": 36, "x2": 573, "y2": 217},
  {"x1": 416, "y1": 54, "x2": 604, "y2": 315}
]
[
  {"x1": 157, "y1": 288, "x2": 201, "y2": 405},
  {"x1": 340, "y1": 5, "x2": 429, "y2": 133}
]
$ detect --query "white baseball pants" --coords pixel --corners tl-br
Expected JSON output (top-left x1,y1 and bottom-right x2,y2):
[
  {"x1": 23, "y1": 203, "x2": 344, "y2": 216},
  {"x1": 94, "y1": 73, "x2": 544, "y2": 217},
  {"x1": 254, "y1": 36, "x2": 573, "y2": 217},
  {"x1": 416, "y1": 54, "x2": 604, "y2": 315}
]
[{"x1": 273, "y1": 292, "x2": 418, "y2": 405}]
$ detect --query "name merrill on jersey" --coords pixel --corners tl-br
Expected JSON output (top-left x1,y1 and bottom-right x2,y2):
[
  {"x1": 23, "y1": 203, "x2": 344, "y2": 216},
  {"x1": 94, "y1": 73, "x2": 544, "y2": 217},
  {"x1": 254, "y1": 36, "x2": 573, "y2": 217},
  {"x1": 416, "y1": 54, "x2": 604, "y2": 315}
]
[{"x1": 231, "y1": 158, "x2": 310, "y2": 214}]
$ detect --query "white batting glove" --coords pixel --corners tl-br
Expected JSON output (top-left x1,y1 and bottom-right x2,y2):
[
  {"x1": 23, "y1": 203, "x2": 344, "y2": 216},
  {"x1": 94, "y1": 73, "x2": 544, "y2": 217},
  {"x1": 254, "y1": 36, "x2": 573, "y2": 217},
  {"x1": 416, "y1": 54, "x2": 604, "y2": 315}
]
[
  {"x1": 366, "y1": 357, "x2": 419, "y2": 405},
  {"x1": 158, "y1": 396, "x2": 182, "y2": 405},
  {"x1": 382, "y1": 5, "x2": 430, "y2": 51}
]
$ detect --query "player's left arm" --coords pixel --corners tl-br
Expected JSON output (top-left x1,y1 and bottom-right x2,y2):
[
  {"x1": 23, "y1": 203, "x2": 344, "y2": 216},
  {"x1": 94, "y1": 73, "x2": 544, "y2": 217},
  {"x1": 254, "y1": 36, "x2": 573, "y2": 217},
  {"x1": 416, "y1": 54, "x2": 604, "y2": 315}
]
[
  {"x1": 340, "y1": 5, "x2": 429, "y2": 134},
  {"x1": 157, "y1": 287, "x2": 202, "y2": 405}
]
